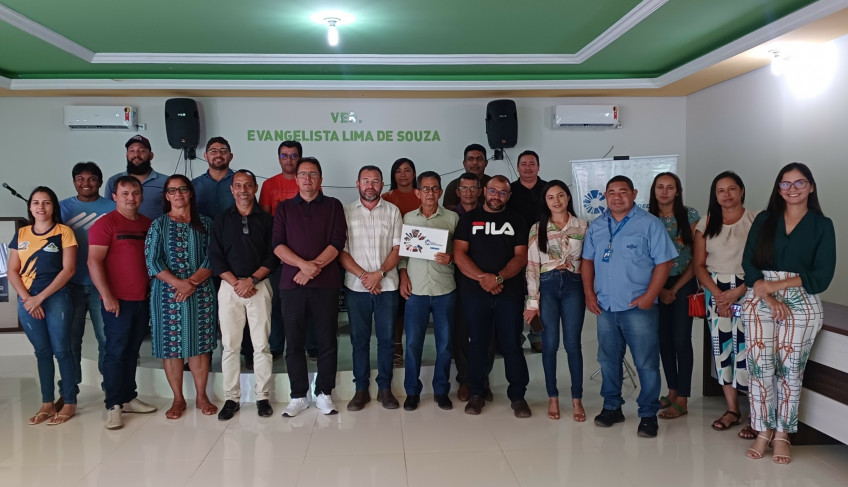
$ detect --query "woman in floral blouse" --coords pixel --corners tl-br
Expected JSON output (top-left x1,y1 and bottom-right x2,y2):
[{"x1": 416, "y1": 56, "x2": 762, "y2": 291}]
[{"x1": 524, "y1": 180, "x2": 588, "y2": 421}]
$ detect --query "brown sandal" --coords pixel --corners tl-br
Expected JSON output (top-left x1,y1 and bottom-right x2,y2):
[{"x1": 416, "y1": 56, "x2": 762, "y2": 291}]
[{"x1": 711, "y1": 410, "x2": 742, "y2": 431}]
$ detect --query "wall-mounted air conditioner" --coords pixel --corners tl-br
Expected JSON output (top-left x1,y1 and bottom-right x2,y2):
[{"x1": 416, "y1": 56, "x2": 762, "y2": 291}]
[
  {"x1": 64, "y1": 106, "x2": 137, "y2": 130},
  {"x1": 553, "y1": 105, "x2": 620, "y2": 128}
]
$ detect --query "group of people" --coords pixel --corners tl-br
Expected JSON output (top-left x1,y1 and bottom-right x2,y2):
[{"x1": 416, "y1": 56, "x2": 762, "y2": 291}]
[{"x1": 8, "y1": 134, "x2": 835, "y2": 463}]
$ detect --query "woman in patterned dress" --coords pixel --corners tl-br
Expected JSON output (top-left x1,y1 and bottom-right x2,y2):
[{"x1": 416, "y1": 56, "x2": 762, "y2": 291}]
[
  {"x1": 693, "y1": 171, "x2": 757, "y2": 439},
  {"x1": 649, "y1": 173, "x2": 700, "y2": 419},
  {"x1": 741, "y1": 163, "x2": 835, "y2": 463},
  {"x1": 523, "y1": 180, "x2": 588, "y2": 421},
  {"x1": 145, "y1": 175, "x2": 218, "y2": 419}
]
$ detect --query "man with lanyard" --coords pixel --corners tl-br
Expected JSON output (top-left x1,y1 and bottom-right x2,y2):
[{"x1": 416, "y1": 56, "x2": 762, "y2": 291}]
[{"x1": 581, "y1": 175, "x2": 677, "y2": 438}]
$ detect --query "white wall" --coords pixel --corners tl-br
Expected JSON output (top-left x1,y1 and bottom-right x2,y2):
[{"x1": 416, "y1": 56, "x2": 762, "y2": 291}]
[
  {"x1": 0, "y1": 96, "x2": 685, "y2": 218},
  {"x1": 687, "y1": 34, "x2": 848, "y2": 305}
]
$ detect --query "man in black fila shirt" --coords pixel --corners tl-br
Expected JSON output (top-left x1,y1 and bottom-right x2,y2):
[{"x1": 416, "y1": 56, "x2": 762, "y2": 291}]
[{"x1": 453, "y1": 175, "x2": 531, "y2": 418}]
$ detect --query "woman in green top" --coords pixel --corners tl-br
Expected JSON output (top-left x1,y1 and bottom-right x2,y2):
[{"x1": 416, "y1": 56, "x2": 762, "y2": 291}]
[{"x1": 741, "y1": 163, "x2": 836, "y2": 464}]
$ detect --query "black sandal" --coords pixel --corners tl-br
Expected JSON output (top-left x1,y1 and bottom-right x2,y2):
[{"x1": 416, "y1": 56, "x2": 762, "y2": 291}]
[{"x1": 711, "y1": 410, "x2": 742, "y2": 431}]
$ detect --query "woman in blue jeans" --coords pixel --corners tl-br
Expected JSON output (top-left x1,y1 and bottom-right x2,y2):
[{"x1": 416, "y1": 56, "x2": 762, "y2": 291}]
[
  {"x1": 524, "y1": 180, "x2": 588, "y2": 421},
  {"x1": 7, "y1": 186, "x2": 78, "y2": 425}
]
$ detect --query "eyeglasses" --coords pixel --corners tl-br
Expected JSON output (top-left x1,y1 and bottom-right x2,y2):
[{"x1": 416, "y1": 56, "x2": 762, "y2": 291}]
[
  {"x1": 297, "y1": 171, "x2": 320, "y2": 179},
  {"x1": 486, "y1": 188, "x2": 509, "y2": 198},
  {"x1": 778, "y1": 179, "x2": 809, "y2": 190},
  {"x1": 279, "y1": 153, "x2": 300, "y2": 160},
  {"x1": 241, "y1": 215, "x2": 249, "y2": 235},
  {"x1": 465, "y1": 155, "x2": 486, "y2": 163},
  {"x1": 359, "y1": 178, "x2": 382, "y2": 186},
  {"x1": 206, "y1": 148, "x2": 230, "y2": 155},
  {"x1": 165, "y1": 186, "x2": 189, "y2": 195},
  {"x1": 419, "y1": 186, "x2": 442, "y2": 193},
  {"x1": 457, "y1": 185, "x2": 479, "y2": 192}
]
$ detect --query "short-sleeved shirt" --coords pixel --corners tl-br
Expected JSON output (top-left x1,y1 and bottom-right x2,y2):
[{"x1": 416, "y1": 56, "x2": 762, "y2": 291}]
[
  {"x1": 59, "y1": 196, "x2": 115, "y2": 285},
  {"x1": 742, "y1": 210, "x2": 836, "y2": 295},
  {"x1": 694, "y1": 208, "x2": 757, "y2": 275},
  {"x1": 271, "y1": 192, "x2": 347, "y2": 290},
  {"x1": 343, "y1": 199, "x2": 403, "y2": 293},
  {"x1": 508, "y1": 178, "x2": 546, "y2": 228},
  {"x1": 105, "y1": 170, "x2": 167, "y2": 220},
  {"x1": 399, "y1": 206, "x2": 459, "y2": 297},
  {"x1": 192, "y1": 170, "x2": 235, "y2": 219},
  {"x1": 88, "y1": 210, "x2": 153, "y2": 301},
  {"x1": 10, "y1": 224, "x2": 77, "y2": 294},
  {"x1": 259, "y1": 174, "x2": 300, "y2": 216},
  {"x1": 381, "y1": 190, "x2": 421, "y2": 217},
  {"x1": 454, "y1": 207, "x2": 528, "y2": 298},
  {"x1": 658, "y1": 206, "x2": 700, "y2": 276},
  {"x1": 582, "y1": 205, "x2": 678, "y2": 312}
]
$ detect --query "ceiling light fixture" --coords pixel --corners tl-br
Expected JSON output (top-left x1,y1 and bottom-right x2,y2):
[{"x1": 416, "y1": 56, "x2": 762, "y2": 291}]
[
  {"x1": 310, "y1": 11, "x2": 354, "y2": 47},
  {"x1": 325, "y1": 18, "x2": 340, "y2": 47}
]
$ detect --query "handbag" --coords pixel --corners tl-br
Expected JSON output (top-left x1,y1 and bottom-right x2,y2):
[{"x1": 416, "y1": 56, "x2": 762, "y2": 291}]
[{"x1": 688, "y1": 290, "x2": 706, "y2": 318}]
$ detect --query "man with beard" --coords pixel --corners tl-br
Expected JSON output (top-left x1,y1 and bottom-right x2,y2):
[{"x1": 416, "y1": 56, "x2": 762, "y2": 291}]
[
  {"x1": 454, "y1": 175, "x2": 531, "y2": 418},
  {"x1": 193, "y1": 137, "x2": 235, "y2": 219},
  {"x1": 442, "y1": 144, "x2": 491, "y2": 209},
  {"x1": 105, "y1": 135, "x2": 166, "y2": 220},
  {"x1": 339, "y1": 165, "x2": 403, "y2": 411}
]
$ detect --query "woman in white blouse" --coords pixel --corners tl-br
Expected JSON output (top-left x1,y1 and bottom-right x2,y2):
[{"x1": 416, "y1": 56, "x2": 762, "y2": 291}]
[{"x1": 524, "y1": 180, "x2": 588, "y2": 421}]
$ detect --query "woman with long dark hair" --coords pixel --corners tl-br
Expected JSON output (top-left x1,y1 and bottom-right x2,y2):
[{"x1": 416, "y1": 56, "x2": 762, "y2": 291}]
[
  {"x1": 741, "y1": 163, "x2": 835, "y2": 463},
  {"x1": 648, "y1": 173, "x2": 700, "y2": 419},
  {"x1": 7, "y1": 186, "x2": 78, "y2": 425},
  {"x1": 381, "y1": 157, "x2": 420, "y2": 216},
  {"x1": 145, "y1": 175, "x2": 217, "y2": 419},
  {"x1": 693, "y1": 171, "x2": 757, "y2": 439},
  {"x1": 524, "y1": 180, "x2": 588, "y2": 421}
]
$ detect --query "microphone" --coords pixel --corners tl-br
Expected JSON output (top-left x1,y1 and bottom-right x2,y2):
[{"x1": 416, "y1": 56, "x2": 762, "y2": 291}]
[{"x1": 2, "y1": 183, "x2": 29, "y2": 203}]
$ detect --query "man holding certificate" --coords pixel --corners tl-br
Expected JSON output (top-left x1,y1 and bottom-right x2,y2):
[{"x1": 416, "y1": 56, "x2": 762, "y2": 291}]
[{"x1": 397, "y1": 171, "x2": 459, "y2": 411}]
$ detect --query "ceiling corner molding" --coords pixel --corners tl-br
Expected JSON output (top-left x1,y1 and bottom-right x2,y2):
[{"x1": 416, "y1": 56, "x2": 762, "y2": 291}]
[
  {"x1": 0, "y1": 74, "x2": 11, "y2": 89},
  {"x1": 653, "y1": 0, "x2": 848, "y2": 87},
  {"x1": 0, "y1": 3, "x2": 94, "y2": 62},
  {"x1": 574, "y1": 0, "x2": 668, "y2": 62}
]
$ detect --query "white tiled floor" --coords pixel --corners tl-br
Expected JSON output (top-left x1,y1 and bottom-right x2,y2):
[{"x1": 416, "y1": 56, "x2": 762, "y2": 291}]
[{"x1": 1, "y1": 353, "x2": 847, "y2": 487}]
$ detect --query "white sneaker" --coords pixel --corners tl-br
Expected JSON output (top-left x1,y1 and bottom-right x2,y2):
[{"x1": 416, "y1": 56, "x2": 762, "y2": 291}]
[
  {"x1": 105, "y1": 405, "x2": 123, "y2": 430},
  {"x1": 316, "y1": 393, "x2": 338, "y2": 415},
  {"x1": 122, "y1": 398, "x2": 157, "y2": 413},
  {"x1": 282, "y1": 397, "x2": 310, "y2": 417}
]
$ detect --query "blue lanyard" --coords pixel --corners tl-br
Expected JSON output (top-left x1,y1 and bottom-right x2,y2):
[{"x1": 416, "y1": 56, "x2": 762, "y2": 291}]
[{"x1": 607, "y1": 214, "x2": 631, "y2": 249}]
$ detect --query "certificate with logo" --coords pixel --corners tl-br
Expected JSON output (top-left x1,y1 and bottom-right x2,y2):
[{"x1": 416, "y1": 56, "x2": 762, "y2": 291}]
[{"x1": 400, "y1": 224, "x2": 448, "y2": 261}]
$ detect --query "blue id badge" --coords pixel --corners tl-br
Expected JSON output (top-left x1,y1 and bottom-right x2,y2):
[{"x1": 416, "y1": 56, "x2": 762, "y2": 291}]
[{"x1": 602, "y1": 248, "x2": 612, "y2": 262}]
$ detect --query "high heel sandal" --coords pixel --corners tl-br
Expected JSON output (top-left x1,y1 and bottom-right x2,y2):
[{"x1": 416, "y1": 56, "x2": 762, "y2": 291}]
[
  {"x1": 772, "y1": 437, "x2": 791, "y2": 464},
  {"x1": 746, "y1": 431, "x2": 773, "y2": 460}
]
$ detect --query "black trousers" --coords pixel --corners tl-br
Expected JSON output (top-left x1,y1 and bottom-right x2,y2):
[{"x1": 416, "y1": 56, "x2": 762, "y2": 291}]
[{"x1": 280, "y1": 287, "x2": 339, "y2": 397}]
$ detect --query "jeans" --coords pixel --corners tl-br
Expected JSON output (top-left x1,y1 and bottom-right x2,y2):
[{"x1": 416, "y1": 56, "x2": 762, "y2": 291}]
[
  {"x1": 404, "y1": 292, "x2": 456, "y2": 396},
  {"x1": 657, "y1": 275, "x2": 697, "y2": 397},
  {"x1": 464, "y1": 292, "x2": 529, "y2": 402},
  {"x1": 18, "y1": 288, "x2": 77, "y2": 404},
  {"x1": 281, "y1": 287, "x2": 339, "y2": 397},
  {"x1": 65, "y1": 283, "x2": 106, "y2": 392},
  {"x1": 346, "y1": 289, "x2": 398, "y2": 391},
  {"x1": 539, "y1": 269, "x2": 585, "y2": 399},
  {"x1": 102, "y1": 300, "x2": 149, "y2": 409},
  {"x1": 596, "y1": 306, "x2": 661, "y2": 417}
]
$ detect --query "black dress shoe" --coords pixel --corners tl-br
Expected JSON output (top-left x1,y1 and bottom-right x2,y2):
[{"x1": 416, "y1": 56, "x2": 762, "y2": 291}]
[
  {"x1": 256, "y1": 399, "x2": 273, "y2": 417},
  {"x1": 347, "y1": 390, "x2": 371, "y2": 411},
  {"x1": 218, "y1": 400, "x2": 240, "y2": 421},
  {"x1": 465, "y1": 395, "x2": 485, "y2": 415},
  {"x1": 511, "y1": 399, "x2": 532, "y2": 418},
  {"x1": 403, "y1": 395, "x2": 420, "y2": 411},
  {"x1": 594, "y1": 408, "x2": 625, "y2": 427},
  {"x1": 377, "y1": 389, "x2": 400, "y2": 409},
  {"x1": 637, "y1": 416, "x2": 659, "y2": 438},
  {"x1": 435, "y1": 394, "x2": 453, "y2": 410}
]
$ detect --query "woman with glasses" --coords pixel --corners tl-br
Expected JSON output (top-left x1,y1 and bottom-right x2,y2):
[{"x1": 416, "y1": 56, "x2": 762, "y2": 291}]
[
  {"x1": 648, "y1": 173, "x2": 700, "y2": 419},
  {"x1": 381, "y1": 157, "x2": 420, "y2": 216},
  {"x1": 145, "y1": 175, "x2": 218, "y2": 419},
  {"x1": 693, "y1": 171, "x2": 757, "y2": 439},
  {"x1": 741, "y1": 163, "x2": 835, "y2": 463},
  {"x1": 7, "y1": 186, "x2": 78, "y2": 425},
  {"x1": 523, "y1": 180, "x2": 588, "y2": 421}
]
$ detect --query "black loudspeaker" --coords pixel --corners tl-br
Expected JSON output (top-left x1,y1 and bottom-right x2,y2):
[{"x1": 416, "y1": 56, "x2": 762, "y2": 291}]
[
  {"x1": 165, "y1": 98, "x2": 200, "y2": 150},
  {"x1": 485, "y1": 99, "x2": 518, "y2": 149}
]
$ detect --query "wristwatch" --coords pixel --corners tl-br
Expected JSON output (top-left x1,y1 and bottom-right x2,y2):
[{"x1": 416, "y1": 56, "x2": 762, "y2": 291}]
[
  {"x1": 379, "y1": 269, "x2": 387, "y2": 278},
  {"x1": 250, "y1": 276, "x2": 260, "y2": 285},
  {"x1": 495, "y1": 274, "x2": 504, "y2": 284}
]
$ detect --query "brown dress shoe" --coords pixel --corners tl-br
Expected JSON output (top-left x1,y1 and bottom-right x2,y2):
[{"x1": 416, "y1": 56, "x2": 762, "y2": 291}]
[
  {"x1": 346, "y1": 390, "x2": 371, "y2": 411},
  {"x1": 465, "y1": 395, "x2": 485, "y2": 415},
  {"x1": 377, "y1": 389, "x2": 400, "y2": 409},
  {"x1": 511, "y1": 399, "x2": 532, "y2": 418},
  {"x1": 457, "y1": 384, "x2": 470, "y2": 402}
]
